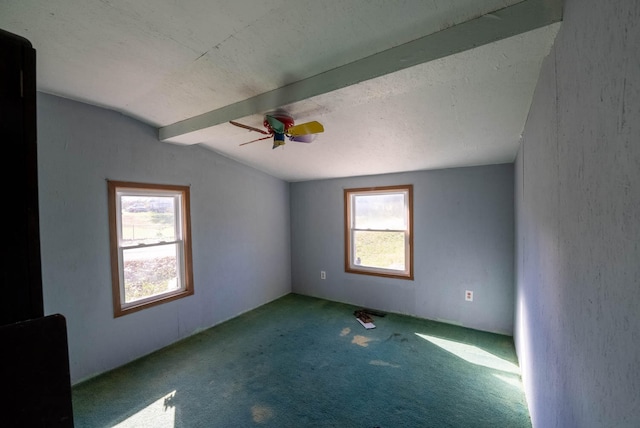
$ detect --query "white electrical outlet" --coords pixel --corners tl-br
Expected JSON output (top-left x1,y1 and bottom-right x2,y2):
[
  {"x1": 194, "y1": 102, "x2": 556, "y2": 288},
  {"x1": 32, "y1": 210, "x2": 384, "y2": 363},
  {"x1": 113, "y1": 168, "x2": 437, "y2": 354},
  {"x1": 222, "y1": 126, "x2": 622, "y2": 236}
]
[
  {"x1": 321, "y1": 271, "x2": 326, "y2": 280},
  {"x1": 465, "y1": 290, "x2": 473, "y2": 301}
]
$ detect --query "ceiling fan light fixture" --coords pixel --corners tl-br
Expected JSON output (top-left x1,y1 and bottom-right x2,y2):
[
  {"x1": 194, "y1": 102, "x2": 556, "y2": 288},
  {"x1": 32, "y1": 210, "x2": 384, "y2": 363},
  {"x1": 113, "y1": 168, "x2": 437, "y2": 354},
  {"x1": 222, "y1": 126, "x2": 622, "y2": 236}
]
[{"x1": 289, "y1": 134, "x2": 316, "y2": 143}]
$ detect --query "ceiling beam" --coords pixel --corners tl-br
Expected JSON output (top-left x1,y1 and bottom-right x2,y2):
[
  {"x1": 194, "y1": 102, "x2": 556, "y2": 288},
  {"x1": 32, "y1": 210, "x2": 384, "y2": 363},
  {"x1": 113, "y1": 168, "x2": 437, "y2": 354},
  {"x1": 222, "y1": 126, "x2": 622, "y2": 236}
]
[{"x1": 159, "y1": 0, "x2": 562, "y2": 143}]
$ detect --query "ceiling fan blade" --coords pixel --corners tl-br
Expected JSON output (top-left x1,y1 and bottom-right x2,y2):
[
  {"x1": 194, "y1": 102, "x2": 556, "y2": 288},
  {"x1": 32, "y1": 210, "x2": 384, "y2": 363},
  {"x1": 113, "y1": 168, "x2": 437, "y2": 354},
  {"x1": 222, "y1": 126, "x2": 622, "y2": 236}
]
[
  {"x1": 287, "y1": 121, "x2": 324, "y2": 136},
  {"x1": 289, "y1": 134, "x2": 317, "y2": 143},
  {"x1": 272, "y1": 133, "x2": 286, "y2": 149},
  {"x1": 239, "y1": 135, "x2": 273, "y2": 146},
  {"x1": 265, "y1": 115, "x2": 285, "y2": 134},
  {"x1": 229, "y1": 120, "x2": 270, "y2": 135}
]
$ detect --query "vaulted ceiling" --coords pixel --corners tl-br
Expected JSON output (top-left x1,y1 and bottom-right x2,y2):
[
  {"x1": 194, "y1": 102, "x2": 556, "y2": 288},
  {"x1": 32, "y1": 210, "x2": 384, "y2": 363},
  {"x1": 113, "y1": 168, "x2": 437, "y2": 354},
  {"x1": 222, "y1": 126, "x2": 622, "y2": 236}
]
[{"x1": 1, "y1": 0, "x2": 562, "y2": 181}]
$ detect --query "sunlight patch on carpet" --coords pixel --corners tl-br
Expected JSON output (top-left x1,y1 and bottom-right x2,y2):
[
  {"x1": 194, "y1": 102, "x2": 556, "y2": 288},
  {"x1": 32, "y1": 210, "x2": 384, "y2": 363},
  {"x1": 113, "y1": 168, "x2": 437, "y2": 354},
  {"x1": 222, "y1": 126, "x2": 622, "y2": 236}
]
[
  {"x1": 114, "y1": 390, "x2": 176, "y2": 428},
  {"x1": 415, "y1": 333, "x2": 520, "y2": 374},
  {"x1": 369, "y1": 360, "x2": 400, "y2": 368},
  {"x1": 493, "y1": 373, "x2": 524, "y2": 388},
  {"x1": 352, "y1": 335, "x2": 374, "y2": 347},
  {"x1": 340, "y1": 327, "x2": 351, "y2": 336},
  {"x1": 251, "y1": 404, "x2": 274, "y2": 423}
]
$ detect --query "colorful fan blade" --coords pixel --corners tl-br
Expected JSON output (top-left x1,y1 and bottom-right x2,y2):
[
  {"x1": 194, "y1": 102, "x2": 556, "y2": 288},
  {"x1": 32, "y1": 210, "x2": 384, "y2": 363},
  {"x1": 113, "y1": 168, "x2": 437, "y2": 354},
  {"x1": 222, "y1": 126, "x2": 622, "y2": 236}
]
[
  {"x1": 287, "y1": 121, "x2": 324, "y2": 136},
  {"x1": 272, "y1": 133, "x2": 286, "y2": 149},
  {"x1": 239, "y1": 135, "x2": 273, "y2": 146},
  {"x1": 266, "y1": 115, "x2": 285, "y2": 134},
  {"x1": 229, "y1": 120, "x2": 270, "y2": 135},
  {"x1": 289, "y1": 134, "x2": 317, "y2": 143}
]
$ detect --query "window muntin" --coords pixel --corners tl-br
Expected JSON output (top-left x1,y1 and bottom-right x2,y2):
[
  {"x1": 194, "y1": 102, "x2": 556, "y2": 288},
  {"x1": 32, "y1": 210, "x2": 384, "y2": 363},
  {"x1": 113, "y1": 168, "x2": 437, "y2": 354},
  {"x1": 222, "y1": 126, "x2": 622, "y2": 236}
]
[
  {"x1": 108, "y1": 181, "x2": 194, "y2": 317},
  {"x1": 345, "y1": 185, "x2": 413, "y2": 280}
]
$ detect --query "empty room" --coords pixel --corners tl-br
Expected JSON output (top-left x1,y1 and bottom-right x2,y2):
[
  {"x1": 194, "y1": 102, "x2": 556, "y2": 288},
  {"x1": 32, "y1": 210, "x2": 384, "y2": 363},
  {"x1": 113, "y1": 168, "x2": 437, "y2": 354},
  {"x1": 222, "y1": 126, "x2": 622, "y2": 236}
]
[{"x1": 1, "y1": 0, "x2": 638, "y2": 427}]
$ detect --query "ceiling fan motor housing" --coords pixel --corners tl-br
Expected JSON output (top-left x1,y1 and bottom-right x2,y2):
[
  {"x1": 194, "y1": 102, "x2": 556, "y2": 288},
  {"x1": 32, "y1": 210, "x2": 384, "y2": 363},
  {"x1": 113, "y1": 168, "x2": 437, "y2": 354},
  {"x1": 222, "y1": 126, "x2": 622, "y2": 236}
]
[{"x1": 264, "y1": 112, "x2": 294, "y2": 134}]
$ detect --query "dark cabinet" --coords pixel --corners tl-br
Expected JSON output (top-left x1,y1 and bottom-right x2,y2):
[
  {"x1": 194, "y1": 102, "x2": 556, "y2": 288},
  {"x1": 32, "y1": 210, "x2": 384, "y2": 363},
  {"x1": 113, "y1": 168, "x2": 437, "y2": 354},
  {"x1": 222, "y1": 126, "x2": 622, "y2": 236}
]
[
  {"x1": 0, "y1": 28, "x2": 74, "y2": 427},
  {"x1": 0, "y1": 28, "x2": 43, "y2": 325}
]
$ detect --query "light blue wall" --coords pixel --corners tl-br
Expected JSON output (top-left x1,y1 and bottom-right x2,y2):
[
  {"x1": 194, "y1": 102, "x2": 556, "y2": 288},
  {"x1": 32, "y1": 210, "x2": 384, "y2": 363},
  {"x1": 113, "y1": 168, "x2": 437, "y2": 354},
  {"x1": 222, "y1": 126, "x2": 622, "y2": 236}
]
[
  {"x1": 37, "y1": 93, "x2": 291, "y2": 383},
  {"x1": 514, "y1": 0, "x2": 640, "y2": 426},
  {"x1": 291, "y1": 164, "x2": 515, "y2": 335}
]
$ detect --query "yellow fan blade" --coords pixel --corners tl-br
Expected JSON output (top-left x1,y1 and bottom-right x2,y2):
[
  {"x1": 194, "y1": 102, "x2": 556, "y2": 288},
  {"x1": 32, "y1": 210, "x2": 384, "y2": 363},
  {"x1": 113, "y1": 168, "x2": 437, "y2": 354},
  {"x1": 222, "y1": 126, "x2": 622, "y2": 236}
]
[{"x1": 287, "y1": 121, "x2": 324, "y2": 136}]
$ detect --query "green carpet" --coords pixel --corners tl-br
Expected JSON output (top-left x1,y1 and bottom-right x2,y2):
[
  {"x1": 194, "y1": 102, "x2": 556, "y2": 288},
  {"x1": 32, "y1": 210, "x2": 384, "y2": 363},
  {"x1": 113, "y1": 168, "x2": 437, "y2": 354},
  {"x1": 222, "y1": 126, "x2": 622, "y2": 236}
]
[{"x1": 72, "y1": 293, "x2": 531, "y2": 427}]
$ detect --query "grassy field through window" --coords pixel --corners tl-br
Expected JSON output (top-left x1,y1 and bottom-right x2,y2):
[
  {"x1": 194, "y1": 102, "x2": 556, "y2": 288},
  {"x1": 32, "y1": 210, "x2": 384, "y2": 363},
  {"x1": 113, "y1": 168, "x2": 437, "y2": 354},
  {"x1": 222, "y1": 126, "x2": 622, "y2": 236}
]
[
  {"x1": 121, "y1": 212, "x2": 174, "y2": 244},
  {"x1": 354, "y1": 231, "x2": 405, "y2": 270},
  {"x1": 121, "y1": 211, "x2": 179, "y2": 302},
  {"x1": 123, "y1": 255, "x2": 178, "y2": 302}
]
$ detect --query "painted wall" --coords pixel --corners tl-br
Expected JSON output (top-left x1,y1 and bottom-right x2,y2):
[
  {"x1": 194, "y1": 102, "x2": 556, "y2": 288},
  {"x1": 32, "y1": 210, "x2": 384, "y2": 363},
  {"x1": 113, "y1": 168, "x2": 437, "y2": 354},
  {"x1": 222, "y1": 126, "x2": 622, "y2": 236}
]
[
  {"x1": 291, "y1": 164, "x2": 514, "y2": 335},
  {"x1": 514, "y1": 0, "x2": 640, "y2": 426},
  {"x1": 37, "y1": 93, "x2": 291, "y2": 383}
]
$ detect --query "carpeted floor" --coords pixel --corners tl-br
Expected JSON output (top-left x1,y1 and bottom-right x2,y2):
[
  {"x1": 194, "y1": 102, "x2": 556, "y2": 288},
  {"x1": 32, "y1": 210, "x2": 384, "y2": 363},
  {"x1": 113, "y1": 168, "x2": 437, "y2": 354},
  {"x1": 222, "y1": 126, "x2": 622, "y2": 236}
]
[{"x1": 72, "y1": 293, "x2": 531, "y2": 427}]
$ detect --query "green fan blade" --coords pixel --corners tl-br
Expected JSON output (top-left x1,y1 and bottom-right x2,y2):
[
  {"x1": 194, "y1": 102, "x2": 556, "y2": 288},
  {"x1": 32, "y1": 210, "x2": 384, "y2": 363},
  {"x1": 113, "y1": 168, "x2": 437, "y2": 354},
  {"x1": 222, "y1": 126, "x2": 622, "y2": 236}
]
[
  {"x1": 266, "y1": 115, "x2": 285, "y2": 134},
  {"x1": 287, "y1": 121, "x2": 324, "y2": 136}
]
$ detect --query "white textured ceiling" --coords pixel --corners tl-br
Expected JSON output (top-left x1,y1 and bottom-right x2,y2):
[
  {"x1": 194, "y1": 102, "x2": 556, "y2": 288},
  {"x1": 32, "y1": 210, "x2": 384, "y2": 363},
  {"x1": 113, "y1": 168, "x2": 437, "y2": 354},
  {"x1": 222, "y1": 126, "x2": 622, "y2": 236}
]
[{"x1": 1, "y1": 0, "x2": 561, "y2": 182}]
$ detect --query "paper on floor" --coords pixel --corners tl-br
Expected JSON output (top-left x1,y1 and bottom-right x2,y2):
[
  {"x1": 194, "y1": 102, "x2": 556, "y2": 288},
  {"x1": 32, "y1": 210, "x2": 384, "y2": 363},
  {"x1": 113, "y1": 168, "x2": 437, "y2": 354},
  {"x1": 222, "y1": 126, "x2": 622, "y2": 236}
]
[{"x1": 356, "y1": 317, "x2": 375, "y2": 329}]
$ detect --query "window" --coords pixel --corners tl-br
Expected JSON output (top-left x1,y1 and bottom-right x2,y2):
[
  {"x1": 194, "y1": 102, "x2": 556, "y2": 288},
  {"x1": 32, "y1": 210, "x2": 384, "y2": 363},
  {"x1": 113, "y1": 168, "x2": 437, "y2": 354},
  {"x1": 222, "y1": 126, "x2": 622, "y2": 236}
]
[
  {"x1": 108, "y1": 181, "x2": 194, "y2": 317},
  {"x1": 344, "y1": 185, "x2": 413, "y2": 280}
]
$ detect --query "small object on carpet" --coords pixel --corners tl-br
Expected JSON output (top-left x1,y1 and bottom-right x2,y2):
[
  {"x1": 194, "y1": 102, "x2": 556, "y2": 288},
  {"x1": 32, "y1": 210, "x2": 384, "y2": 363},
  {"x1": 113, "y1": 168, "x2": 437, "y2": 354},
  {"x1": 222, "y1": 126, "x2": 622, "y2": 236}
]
[
  {"x1": 360, "y1": 308, "x2": 386, "y2": 317},
  {"x1": 354, "y1": 310, "x2": 374, "y2": 323},
  {"x1": 354, "y1": 310, "x2": 376, "y2": 329},
  {"x1": 356, "y1": 317, "x2": 376, "y2": 329}
]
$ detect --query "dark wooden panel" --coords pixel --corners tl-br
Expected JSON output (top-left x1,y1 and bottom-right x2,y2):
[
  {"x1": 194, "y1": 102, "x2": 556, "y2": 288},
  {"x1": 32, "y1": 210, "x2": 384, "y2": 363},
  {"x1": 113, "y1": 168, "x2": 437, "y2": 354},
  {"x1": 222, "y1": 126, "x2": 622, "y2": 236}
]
[
  {"x1": 0, "y1": 314, "x2": 75, "y2": 427},
  {"x1": 0, "y1": 28, "x2": 44, "y2": 324},
  {"x1": 0, "y1": 29, "x2": 73, "y2": 426}
]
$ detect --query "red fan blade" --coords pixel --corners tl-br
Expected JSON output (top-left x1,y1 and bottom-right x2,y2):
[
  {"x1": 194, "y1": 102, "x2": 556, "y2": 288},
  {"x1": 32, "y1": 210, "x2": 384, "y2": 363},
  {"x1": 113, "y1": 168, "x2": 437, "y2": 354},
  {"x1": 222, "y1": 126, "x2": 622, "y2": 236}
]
[
  {"x1": 229, "y1": 120, "x2": 270, "y2": 135},
  {"x1": 239, "y1": 135, "x2": 273, "y2": 146}
]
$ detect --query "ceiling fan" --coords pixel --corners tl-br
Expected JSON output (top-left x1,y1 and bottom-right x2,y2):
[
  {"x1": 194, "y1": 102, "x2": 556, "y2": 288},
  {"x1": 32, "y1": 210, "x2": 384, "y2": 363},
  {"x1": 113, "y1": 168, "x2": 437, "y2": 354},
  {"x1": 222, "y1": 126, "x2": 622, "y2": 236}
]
[{"x1": 229, "y1": 111, "x2": 324, "y2": 149}]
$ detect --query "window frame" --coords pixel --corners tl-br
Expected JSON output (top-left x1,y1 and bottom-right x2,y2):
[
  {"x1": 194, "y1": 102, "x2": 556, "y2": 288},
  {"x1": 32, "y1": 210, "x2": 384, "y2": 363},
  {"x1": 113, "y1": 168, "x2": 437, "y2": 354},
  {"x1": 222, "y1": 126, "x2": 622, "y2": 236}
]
[
  {"x1": 108, "y1": 180, "x2": 194, "y2": 317},
  {"x1": 344, "y1": 184, "x2": 414, "y2": 280}
]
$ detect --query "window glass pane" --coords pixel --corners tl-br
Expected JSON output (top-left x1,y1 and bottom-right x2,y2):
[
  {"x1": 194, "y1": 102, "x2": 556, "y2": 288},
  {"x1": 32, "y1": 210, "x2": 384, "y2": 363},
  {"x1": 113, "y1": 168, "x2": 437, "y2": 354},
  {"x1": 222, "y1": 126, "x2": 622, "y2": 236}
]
[
  {"x1": 122, "y1": 244, "x2": 180, "y2": 303},
  {"x1": 121, "y1": 196, "x2": 176, "y2": 246},
  {"x1": 354, "y1": 193, "x2": 405, "y2": 230},
  {"x1": 353, "y1": 230, "x2": 405, "y2": 271}
]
